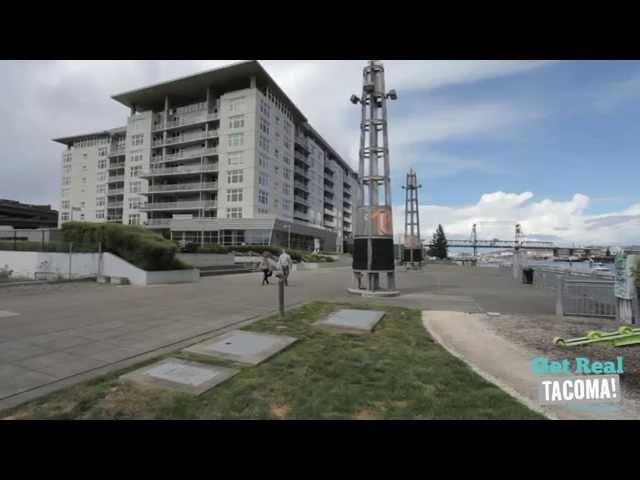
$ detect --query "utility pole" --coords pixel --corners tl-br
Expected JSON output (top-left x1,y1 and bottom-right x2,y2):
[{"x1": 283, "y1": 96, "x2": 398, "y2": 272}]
[
  {"x1": 348, "y1": 60, "x2": 399, "y2": 296},
  {"x1": 402, "y1": 168, "x2": 422, "y2": 270}
]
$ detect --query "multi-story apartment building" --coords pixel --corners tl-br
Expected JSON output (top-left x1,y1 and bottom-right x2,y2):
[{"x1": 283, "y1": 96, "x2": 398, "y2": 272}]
[{"x1": 54, "y1": 60, "x2": 358, "y2": 252}]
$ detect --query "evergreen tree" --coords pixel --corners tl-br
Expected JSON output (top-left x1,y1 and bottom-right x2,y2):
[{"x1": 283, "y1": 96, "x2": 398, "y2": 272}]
[{"x1": 427, "y1": 224, "x2": 448, "y2": 259}]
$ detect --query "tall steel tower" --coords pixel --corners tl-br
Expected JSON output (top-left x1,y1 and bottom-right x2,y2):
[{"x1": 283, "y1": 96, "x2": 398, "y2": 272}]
[
  {"x1": 348, "y1": 60, "x2": 399, "y2": 296},
  {"x1": 402, "y1": 168, "x2": 422, "y2": 269}
]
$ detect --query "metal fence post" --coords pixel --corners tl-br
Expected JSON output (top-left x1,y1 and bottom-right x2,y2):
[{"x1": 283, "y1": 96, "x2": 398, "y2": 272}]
[
  {"x1": 42, "y1": 230, "x2": 45, "y2": 251},
  {"x1": 555, "y1": 274, "x2": 564, "y2": 317},
  {"x1": 278, "y1": 276, "x2": 285, "y2": 318},
  {"x1": 98, "y1": 241, "x2": 102, "y2": 277},
  {"x1": 13, "y1": 230, "x2": 17, "y2": 250},
  {"x1": 68, "y1": 242, "x2": 73, "y2": 280}
]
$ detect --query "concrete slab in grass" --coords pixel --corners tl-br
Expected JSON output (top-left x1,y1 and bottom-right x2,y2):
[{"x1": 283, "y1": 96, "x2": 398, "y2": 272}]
[
  {"x1": 183, "y1": 330, "x2": 298, "y2": 365},
  {"x1": 314, "y1": 309, "x2": 385, "y2": 334},
  {"x1": 0, "y1": 310, "x2": 19, "y2": 318},
  {"x1": 120, "y1": 358, "x2": 239, "y2": 396}
]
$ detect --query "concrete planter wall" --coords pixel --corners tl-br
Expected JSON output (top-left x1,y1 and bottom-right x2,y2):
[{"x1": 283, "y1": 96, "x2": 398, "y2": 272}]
[
  {"x1": 176, "y1": 253, "x2": 235, "y2": 267},
  {"x1": 0, "y1": 250, "x2": 199, "y2": 286}
]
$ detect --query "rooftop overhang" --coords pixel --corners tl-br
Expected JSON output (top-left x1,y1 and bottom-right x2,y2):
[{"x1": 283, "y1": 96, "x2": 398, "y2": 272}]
[
  {"x1": 52, "y1": 126, "x2": 126, "y2": 146},
  {"x1": 110, "y1": 60, "x2": 307, "y2": 123}
]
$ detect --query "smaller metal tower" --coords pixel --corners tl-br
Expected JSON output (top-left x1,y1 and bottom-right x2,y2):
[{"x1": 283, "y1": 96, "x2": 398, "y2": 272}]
[
  {"x1": 402, "y1": 168, "x2": 422, "y2": 269},
  {"x1": 471, "y1": 223, "x2": 478, "y2": 258}
]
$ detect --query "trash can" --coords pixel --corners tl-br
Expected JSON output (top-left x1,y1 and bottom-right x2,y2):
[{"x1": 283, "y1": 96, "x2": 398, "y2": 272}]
[{"x1": 522, "y1": 268, "x2": 534, "y2": 284}]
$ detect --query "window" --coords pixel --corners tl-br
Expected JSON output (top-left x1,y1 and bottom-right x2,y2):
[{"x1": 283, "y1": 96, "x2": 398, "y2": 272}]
[
  {"x1": 61, "y1": 213, "x2": 70, "y2": 222},
  {"x1": 226, "y1": 207, "x2": 242, "y2": 219},
  {"x1": 96, "y1": 210, "x2": 105, "y2": 219},
  {"x1": 274, "y1": 198, "x2": 279, "y2": 208},
  {"x1": 258, "y1": 190, "x2": 269, "y2": 206},
  {"x1": 228, "y1": 115, "x2": 245, "y2": 129},
  {"x1": 228, "y1": 152, "x2": 244, "y2": 166},
  {"x1": 63, "y1": 165, "x2": 71, "y2": 175},
  {"x1": 283, "y1": 139, "x2": 291, "y2": 150},
  {"x1": 63, "y1": 153, "x2": 72, "y2": 163},
  {"x1": 283, "y1": 154, "x2": 291, "y2": 165},
  {"x1": 283, "y1": 183, "x2": 290, "y2": 196},
  {"x1": 97, "y1": 185, "x2": 106, "y2": 194},
  {"x1": 97, "y1": 172, "x2": 107, "y2": 182},
  {"x1": 283, "y1": 167, "x2": 291, "y2": 179},
  {"x1": 274, "y1": 148, "x2": 279, "y2": 159},
  {"x1": 130, "y1": 152, "x2": 143, "y2": 163},
  {"x1": 98, "y1": 147, "x2": 108, "y2": 157},
  {"x1": 131, "y1": 134, "x2": 144, "y2": 146},
  {"x1": 61, "y1": 200, "x2": 70, "y2": 210},
  {"x1": 96, "y1": 198, "x2": 105, "y2": 207},
  {"x1": 227, "y1": 169, "x2": 243, "y2": 184},
  {"x1": 62, "y1": 177, "x2": 71, "y2": 186},
  {"x1": 257, "y1": 208, "x2": 269, "y2": 215},
  {"x1": 260, "y1": 118, "x2": 270, "y2": 135},
  {"x1": 228, "y1": 133, "x2": 244, "y2": 148},
  {"x1": 258, "y1": 173, "x2": 269, "y2": 187},
  {"x1": 283, "y1": 199, "x2": 291, "y2": 211},
  {"x1": 128, "y1": 214, "x2": 141, "y2": 225},
  {"x1": 130, "y1": 166, "x2": 142, "y2": 177},
  {"x1": 274, "y1": 165, "x2": 280, "y2": 175},
  {"x1": 229, "y1": 97, "x2": 245, "y2": 113},
  {"x1": 80, "y1": 201, "x2": 86, "y2": 208},
  {"x1": 259, "y1": 135, "x2": 269, "y2": 152},
  {"x1": 258, "y1": 154, "x2": 268, "y2": 169},
  {"x1": 82, "y1": 177, "x2": 87, "y2": 185},
  {"x1": 130, "y1": 181, "x2": 141, "y2": 193},
  {"x1": 227, "y1": 188, "x2": 243, "y2": 202},
  {"x1": 129, "y1": 198, "x2": 142, "y2": 210},
  {"x1": 62, "y1": 188, "x2": 70, "y2": 198}
]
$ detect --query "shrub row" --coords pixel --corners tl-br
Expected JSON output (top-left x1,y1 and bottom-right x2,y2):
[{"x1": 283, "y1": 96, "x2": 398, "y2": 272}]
[
  {"x1": 61, "y1": 222, "x2": 188, "y2": 271},
  {"x1": 180, "y1": 243, "x2": 335, "y2": 263}
]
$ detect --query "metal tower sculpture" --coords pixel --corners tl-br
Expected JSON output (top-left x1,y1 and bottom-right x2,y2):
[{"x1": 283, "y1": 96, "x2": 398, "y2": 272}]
[
  {"x1": 348, "y1": 60, "x2": 399, "y2": 296},
  {"x1": 402, "y1": 168, "x2": 422, "y2": 269}
]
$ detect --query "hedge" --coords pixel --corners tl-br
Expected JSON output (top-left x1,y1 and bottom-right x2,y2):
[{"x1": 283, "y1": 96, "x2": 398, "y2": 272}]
[
  {"x1": 181, "y1": 243, "x2": 337, "y2": 263},
  {"x1": 61, "y1": 222, "x2": 189, "y2": 271}
]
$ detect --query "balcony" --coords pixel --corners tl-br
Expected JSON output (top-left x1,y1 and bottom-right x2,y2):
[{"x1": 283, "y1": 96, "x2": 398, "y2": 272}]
[
  {"x1": 294, "y1": 195, "x2": 309, "y2": 206},
  {"x1": 107, "y1": 188, "x2": 124, "y2": 195},
  {"x1": 141, "y1": 163, "x2": 218, "y2": 178},
  {"x1": 145, "y1": 218, "x2": 172, "y2": 227},
  {"x1": 343, "y1": 182, "x2": 351, "y2": 190},
  {"x1": 151, "y1": 130, "x2": 219, "y2": 148},
  {"x1": 146, "y1": 182, "x2": 218, "y2": 194},
  {"x1": 107, "y1": 217, "x2": 122, "y2": 223},
  {"x1": 108, "y1": 202, "x2": 123, "y2": 209},
  {"x1": 295, "y1": 134, "x2": 309, "y2": 152},
  {"x1": 140, "y1": 200, "x2": 217, "y2": 211},
  {"x1": 152, "y1": 112, "x2": 219, "y2": 132},
  {"x1": 109, "y1": 146, "x2": 125, "y2": 157},
  {"x1": 294, "y1": 166, "x2": 308, "y2": 177},
  {"x1": 108, "y1": 175, "x2": 125, "y2": 183},
  {"x1": 324, "y1": 208, "x2": 335, "y2": 217},
  {"x1": 108, "y1": 163, "x2": 125, "y2": 170},
  {"x1": 324, "y1": 167, "x2": 335, "y2": 177},
  {"x1": 294, "y1": 180, "x2": 309, "y2": 191},
  {"x1": 294, "y1": 151, "x2": 310, "y2": 165}
]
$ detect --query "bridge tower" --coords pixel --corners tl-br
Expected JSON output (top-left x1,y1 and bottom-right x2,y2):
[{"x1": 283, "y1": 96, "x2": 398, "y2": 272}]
[
  {"x1": 402, "y1": 168, "x2": 422, "y2": 269},
  {"x1": 348, "y1": 60, "x2": 399, "y2": 296},
  {"x1": 471, "y1": 223, "x2": 478, "y2": 257}
]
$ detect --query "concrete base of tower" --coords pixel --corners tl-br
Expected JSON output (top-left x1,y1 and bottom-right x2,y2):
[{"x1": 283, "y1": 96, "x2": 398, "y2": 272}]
[{"x1": 347, "y1": 288, "x2": 401, "y2": 297}]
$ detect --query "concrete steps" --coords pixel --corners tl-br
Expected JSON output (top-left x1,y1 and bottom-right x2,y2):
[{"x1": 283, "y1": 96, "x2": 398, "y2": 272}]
[{"x1": 198, "y1": 265, "x2": 255, "y2": 277}]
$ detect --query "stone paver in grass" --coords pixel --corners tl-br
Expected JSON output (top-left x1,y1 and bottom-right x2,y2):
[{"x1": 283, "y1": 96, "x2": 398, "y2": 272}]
[
  {"x1": 119, "y1": 358, "x2": 239, "y2": 396},
  {"x1": 183, "y1": 330, "x2": 298, "y2": 365},
  {"x1": 314, "y1": 309, "x2": 385, "y2": 334},
  {"x1": 0, "y1": 311, "x2": 19, "y2": 318}
]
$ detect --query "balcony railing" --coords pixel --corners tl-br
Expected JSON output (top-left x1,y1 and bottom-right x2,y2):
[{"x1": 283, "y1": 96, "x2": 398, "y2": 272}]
[
  {"x1": 145, "y1": 218, "x2": 172, "y2": 227},
  {"x1": 294, "y1": 180, "x2": 309, "y2": 190},
  {"x1": 109, "y1": 146, "x2": 126, "y2": 156},
  {"x1": 107, "y1": 217, "x2": 122, "y2": 223},
  {"x1": 294, "y1": 166, "x2": 308, "y2": 177},
  {"x1": 141, "y1": 163, "x2": 218, "y2": 177},
  {"x1": 108, "y1": 163, "x2": 125, "y2": 170},
  {"x1": 140, "y1": 200, "x2": 217, "y2": 211},
  {"x1": 107, "y1": 188, "x2": 124, "y2": 195},
  {"x1": 107, "y1": 202, "x2": 123, "y2": 209},
  {"x1": 147, "y1": 182, "x2": 218, "y2": 193},
  {"x1": 294, "y1": 195, "x2": 309, "y2": 206},
  {"x1": 108, "y1": 175, "x2": 125, "y2": 183},
  {"x1": 343, "y1": 182, "x2": 351, "y2": 190}
]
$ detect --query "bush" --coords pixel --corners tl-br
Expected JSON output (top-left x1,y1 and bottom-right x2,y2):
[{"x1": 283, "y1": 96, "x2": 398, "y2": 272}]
[{"x1": 61, "y1": 222, "x2": 188, "y2": 271}]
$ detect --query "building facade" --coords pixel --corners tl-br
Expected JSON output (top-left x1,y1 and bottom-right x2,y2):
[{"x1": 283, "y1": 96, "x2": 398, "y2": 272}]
[
  {"x1": 0, "y1": 199, "x2": 58, "y2": 229},
  {"x1": 54, "y1": 61, "x2": 357, "y2": 252}
]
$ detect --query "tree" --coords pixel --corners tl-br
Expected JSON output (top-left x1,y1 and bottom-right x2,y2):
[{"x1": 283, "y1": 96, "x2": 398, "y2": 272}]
[
  {"x1": 606, "y1": 247, "x2": 611, "y2": 257},
  {"x1": 427, "y1": 224, "x2": 448, "y2": 259}
]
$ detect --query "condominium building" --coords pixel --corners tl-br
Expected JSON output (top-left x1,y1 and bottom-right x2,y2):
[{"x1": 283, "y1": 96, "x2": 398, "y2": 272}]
[{"x1": 54, "y1": 60, "x2": 358, "y2": 252}]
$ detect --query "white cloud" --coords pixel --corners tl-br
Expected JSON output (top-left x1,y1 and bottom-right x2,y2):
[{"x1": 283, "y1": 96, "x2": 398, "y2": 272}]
[{"x1": 393, "y1": 191, "x2": 640, "y2": 246}]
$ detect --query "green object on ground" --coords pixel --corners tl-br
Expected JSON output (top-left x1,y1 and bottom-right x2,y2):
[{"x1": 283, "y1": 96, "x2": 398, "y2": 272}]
[{"x1": 553, "y1": 326, "x2": 640, "y2": 348}]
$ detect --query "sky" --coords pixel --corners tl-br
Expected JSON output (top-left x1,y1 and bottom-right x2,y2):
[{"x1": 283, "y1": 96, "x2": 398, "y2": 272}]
[{"x1": 0, "y1": 60, "x2": 638, "y2": 247}]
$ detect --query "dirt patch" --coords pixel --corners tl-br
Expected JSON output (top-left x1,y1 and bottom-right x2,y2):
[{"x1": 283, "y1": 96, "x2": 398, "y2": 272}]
[
  {"x1": 270, "y1": 403, "x2": 290, "y2": 419},
  {"x1": 353, "y1": 409, "x2": 377, "y2": 420}
]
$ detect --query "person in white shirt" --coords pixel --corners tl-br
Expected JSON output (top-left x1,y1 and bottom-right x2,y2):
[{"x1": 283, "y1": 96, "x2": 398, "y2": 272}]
[{"x1": 278, "y1": 250, "x2": 292, "y2": 286}]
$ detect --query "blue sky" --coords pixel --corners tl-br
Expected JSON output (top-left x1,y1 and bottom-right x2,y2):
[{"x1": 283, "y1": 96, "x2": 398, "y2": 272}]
[{"x1": 0, "y1": 60, "x2": 638, "y2": 246}]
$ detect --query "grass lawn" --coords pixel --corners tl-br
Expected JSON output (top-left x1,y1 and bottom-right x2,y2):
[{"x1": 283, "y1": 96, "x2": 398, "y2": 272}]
[{"x1": 0, "y1": 302, "x2": 544, "y2": 420}]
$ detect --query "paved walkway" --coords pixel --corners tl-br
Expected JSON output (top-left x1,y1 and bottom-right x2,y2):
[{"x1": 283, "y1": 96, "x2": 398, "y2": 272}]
[
  {"x1": 0, "y1": 264, "x2": 556, "y2": 410},
  {"x1": 422, "y1": 310, "x2": 640, "y2": 420}
]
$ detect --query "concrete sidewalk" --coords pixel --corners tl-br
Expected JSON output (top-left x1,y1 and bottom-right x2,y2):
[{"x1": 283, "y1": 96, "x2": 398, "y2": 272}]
[{"x1": 422, "y1": 310, "x2": 640, "y2": 420}]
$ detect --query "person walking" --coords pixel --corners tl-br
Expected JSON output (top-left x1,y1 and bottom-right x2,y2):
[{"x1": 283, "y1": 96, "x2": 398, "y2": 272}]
[
  {"x1": 278, "y1": 249, "x2": 292, "y2": 286},
  {"x1": 259, "y1": 251, "x2": 274, "y2": 285}
]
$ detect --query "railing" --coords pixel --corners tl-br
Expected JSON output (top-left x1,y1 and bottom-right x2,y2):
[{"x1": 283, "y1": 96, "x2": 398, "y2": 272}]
[
  {"x1": 140, "y1": 200, "x2": 217, "y2": 210},
  {"x1": 108, "y1": 175, "x2": 125, "y2": 183},
  {"x1": 108, "y1": 163, "x2": 125, "y2": 170},
  {"x1": 146, "y1": 218, "x2": 172, "y2": 226},
  {"x1": 147, "y1": 182, "x2": 218, "y2": 193},
  {"x1": 141, "y1": 164, "x2": 218, "y2": 177},
  {"x1": 109, "y1": 146, "x2": 125, "y2": 156},
  {"x1": 107, "y1": 202, "x2": 123, "y2": 209},
  {"x1": 107, "y1": 217, "x2": 123, "y2": 223},
  {"x1": 107, "y1": 189, "x2": 124, "y2": 195},
  {"x1": 294, "y1": 166, "x2": 308, "y2": 176},
  {"x1": 294, "y1": 195, "x2": 309, "y2": 206},
  {"x1": 294, "y1": 180, "x2": 309, "y2": 190},
  {"x1": 557, "y1": 277, "x2": 617, "y2": 318}
]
